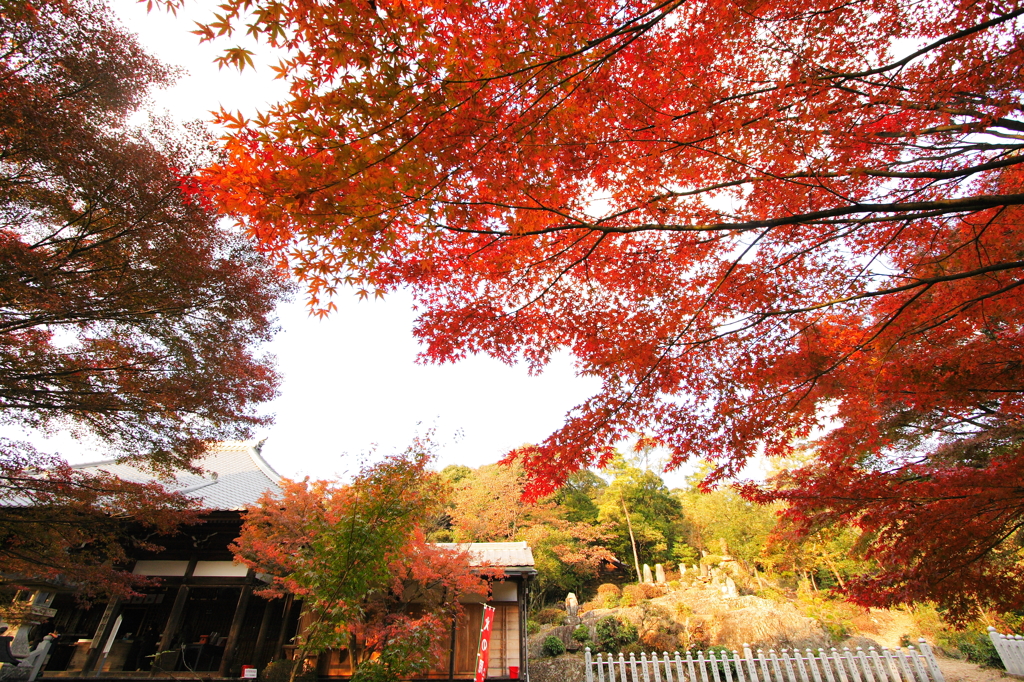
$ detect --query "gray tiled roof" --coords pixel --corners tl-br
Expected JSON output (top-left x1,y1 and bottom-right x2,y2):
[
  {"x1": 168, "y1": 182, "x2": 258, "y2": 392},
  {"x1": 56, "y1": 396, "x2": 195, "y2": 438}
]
[
  {"x1": 434, "y1": 541, "x2": 535, "y2": 569},
  {"x1": 73, "y1": 441, "x2": 282, "y2": 511}
]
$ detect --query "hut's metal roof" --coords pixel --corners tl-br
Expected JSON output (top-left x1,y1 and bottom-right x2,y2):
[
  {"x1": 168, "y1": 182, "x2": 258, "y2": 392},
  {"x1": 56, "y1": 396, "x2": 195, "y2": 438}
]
[
  {"x1": 434, "y1": 541, "x2": 536, "y2": 572},
  {"x1": 72, "y1": 441, "x2": 282, "y2": 511}
]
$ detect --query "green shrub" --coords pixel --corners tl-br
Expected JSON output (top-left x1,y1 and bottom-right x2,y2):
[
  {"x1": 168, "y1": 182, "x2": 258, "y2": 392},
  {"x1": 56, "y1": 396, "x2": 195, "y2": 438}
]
[
  {"x1": 796, "y1": 593, "x2": 855, "y2": 643},
  {"x1": 668, "y1": 580, "x2": 681, "y2": 590},
  {"x1": 603, "y1": 594, "x2": 620, "y2": 609},
  {"x1": 352, "y1": 662, "x2": 399, "y2": 682},
  {"x1": 573, "y1": 624, "x2": 591, "y2": 642},
  {"x1": 527, "y1": 620, "x2": 540, "y2": 635},
  {"x1": 700, "y1": 555, "x2": 723, "y2": 567},
  {"x1": 704, "y1": 646, "x2": 737, "y2": 676},
  {"x1": 542, "y1": 635, "x2": 566, "y2": 657},
  {"x1": 595, "y1": 615, "x2": 639, "y2": 652},
  {"x1": 673, "y1": 544, "x2": 700, "y2": 567},
  {"x1": 622, "y1": 642, "x2": 644, "y2": 656},
  {"x1": 938, "y1": 630, "x2": 1003, "y2": 668}
]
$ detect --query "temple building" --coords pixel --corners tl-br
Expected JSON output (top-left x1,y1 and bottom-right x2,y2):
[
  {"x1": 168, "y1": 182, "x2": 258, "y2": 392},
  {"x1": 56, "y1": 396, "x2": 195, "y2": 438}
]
[{"x1": 0, "y1": 442, "x2": 535, "y2": 681}]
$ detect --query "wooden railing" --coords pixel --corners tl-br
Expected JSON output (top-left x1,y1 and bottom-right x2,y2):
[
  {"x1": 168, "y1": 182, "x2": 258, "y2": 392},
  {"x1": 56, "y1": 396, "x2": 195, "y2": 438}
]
[
  {"x1": 986, "y1": 627, "x2": 1024, "y2": 675},
  {"x1": 584, "y1": 641, "x2": 945, "y2": 682}
]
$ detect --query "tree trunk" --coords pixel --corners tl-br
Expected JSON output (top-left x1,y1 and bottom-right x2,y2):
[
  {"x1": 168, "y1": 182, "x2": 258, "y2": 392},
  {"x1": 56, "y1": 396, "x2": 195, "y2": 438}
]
[{"x1": 620, "y1": 494, "x2": 642, "y2": 582}]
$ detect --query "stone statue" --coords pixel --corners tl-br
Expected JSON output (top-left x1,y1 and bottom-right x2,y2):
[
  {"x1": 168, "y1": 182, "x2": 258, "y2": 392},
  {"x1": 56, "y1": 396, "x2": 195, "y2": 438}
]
[
  {"x1": 642, "y1": 564, "x2": 653, "y2": 583},
  {"x1": 655, "y1": 564, "x2": 666, "y2": 583},
  {"x1": 565, "y1": 593, "x2": 579, "y2": 619}
]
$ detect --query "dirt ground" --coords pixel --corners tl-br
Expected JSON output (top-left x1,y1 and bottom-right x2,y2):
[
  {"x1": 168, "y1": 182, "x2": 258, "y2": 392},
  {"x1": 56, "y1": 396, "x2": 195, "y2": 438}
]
[
  {"x1": 934, "y1": 657, "x2": 1014, "y2": 682},
  {"x1": 848, "y1": 608, "x2": 1012, "y2": 682}
]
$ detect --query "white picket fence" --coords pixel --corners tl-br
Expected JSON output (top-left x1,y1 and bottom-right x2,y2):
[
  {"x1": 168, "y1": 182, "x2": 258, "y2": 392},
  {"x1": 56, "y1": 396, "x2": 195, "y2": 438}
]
[
  {"x1": 987, "y1": 627, "x2": 1024, "y2": 675},
  {"x1": 584, "y1": 641, "x2": 945, "y2": 682}
]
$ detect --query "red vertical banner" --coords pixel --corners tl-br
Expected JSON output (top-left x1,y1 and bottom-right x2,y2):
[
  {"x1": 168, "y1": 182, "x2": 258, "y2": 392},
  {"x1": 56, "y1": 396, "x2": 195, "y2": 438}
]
[{"x1": 474, "y1": 605, "x2": 496, "y2": 682}]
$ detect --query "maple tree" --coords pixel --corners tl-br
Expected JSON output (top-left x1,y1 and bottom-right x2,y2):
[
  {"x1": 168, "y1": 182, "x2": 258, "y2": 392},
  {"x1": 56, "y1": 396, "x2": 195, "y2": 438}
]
[
  {"x1": 1, "y1": 0, "x2": 288, "y2": 472},
  {"x1": 0, "y1": 0, "x2": 287, "y2": 594},
  {"x1": 183, "y1": 0, "x2": 1024, "y2": 617},
  {"x1": 232, "y1": 442, "x2": 496, "y2": 682},
  {"x1": 447, "y1": 461, "x2": 532, "y2": 542},
  {"x1": 440, "y1": 463, "x2": 622, "y2": 607}
]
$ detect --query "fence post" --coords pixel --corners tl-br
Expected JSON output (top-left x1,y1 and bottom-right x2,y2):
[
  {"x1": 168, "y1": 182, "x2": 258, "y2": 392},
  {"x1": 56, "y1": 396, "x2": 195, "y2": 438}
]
[
  {"x1": 817, "y1": 649, "x2": 837, "y2": 682},
  {"x1": 589, "y1": 643, "x2": 947, "y2": 682},
  {"x1": 806, "y1": 649, "x2": 823, "y2": 682},
  {"x1": 743, "y1": 645, "x2": 759, "y2": 682},
  {"x1": 662, "y1": 653, "x2": 674, "y2": 682},
  {"x1": 842, "y1": 648, "x2": 863, "y2": 682},
  {"x1": 770, "y1": 650, "x2": 786, "y2": 682},
  {"x1": 893, "y1": 647, "x2": 915, "y2": 682},
  {"x1": 867, "y1": 647, "x2": 888, "y2": 682},
  {"x1": 880, "y1": 646, "x2": 901, "y2": 682},
  {"x1": 855, "y1": 648, "x2": 875, "y2": 682},
  {"x1": 731, "y1": 650, "x2": 746, "y2": 682},
  {"x1": 721, "y1": 650, "x2": 735, "y2": 682},
  {"x1": 906, "y1": 646, "x2": 928, "y2": 682},
  {"x1": 1010, "y1": 631, "x2": 1023, "y2": 676},
  {"x1": 792, "y1": 648, "x2": 811, "y2": 682},
  {"x1": 691, "y1": 650, "x2": 704, "y2": 682},
  {"x1": 987, "y1": 627, "x2": 1023, "y2": 676},
  {"x1": 708, "y1": 650, "x2": 722, "y2": 682},
  {"x1": 780, "y1": 649, "x2": 798, "y2": 682},
  {"x1": 917, "y1": 638, "x2": 946, "y2": 679}
]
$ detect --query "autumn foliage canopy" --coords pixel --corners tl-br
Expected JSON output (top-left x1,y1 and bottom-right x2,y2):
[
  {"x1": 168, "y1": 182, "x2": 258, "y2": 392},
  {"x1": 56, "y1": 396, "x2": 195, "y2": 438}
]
[{"x1": 186, "y1": 0, "x2": 1024, "y2": 618}]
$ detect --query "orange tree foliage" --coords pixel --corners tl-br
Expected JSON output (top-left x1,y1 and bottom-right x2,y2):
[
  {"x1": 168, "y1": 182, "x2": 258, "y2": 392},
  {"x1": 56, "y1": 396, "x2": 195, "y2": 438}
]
[
  {"x1": 186, "y1": 0, "x2": 1024, "y2": 619},
  {"x1": 0, "y1": 0, "x2": 287, "y2": 594},
  {"x1": 443, "y1": 463, "x2": 616, "y2": 606},
  {"x1": 232, "y1": 443, "x2": 497, "y2": 680}
]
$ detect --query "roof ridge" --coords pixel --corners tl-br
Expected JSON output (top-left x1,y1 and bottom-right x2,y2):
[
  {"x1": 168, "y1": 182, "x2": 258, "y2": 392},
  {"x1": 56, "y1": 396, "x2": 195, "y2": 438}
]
[
  {"x1": 246, "y1": 442, "x2": 283, "y2": 483},
  {"x1": 71, "y1": 457, "x2": 119, "y2": 470}
]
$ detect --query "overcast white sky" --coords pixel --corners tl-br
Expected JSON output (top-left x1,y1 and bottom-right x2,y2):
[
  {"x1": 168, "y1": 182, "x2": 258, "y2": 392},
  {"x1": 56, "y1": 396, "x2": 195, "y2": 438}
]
[{"x1": 76, "y1": 0, "x2": 620, "y2": 483}]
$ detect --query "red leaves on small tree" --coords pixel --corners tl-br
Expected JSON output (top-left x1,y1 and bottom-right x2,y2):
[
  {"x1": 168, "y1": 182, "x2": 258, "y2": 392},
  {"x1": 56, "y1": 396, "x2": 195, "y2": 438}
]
[{"x1": 232, "y1": 441, "x2": 498, "y2": 680}]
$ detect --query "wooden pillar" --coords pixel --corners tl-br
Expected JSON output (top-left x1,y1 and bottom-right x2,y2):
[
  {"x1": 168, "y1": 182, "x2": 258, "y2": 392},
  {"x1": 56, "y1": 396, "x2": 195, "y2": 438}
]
[
  {"x1": 272, "y1": 594, "x2": 295, "y2": 660},
  {"x1": 519, "y1": 576, "x2": 530, "y2": 682},
  {"x1": 80, "y1": 597, "x2": 122, "y2": 675},
  {"x1": 252, "y1": 598, "x2": 275, "y2": 668},
  {"x1": 448, "y1": 616, "x2": 457, "y2": 680},
  {"x1": 218, "y1": 572, "x2": 254, "y2": 677},
  {"x1": 152, "y1": 559, "x2": 197, "y2": 674}
]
